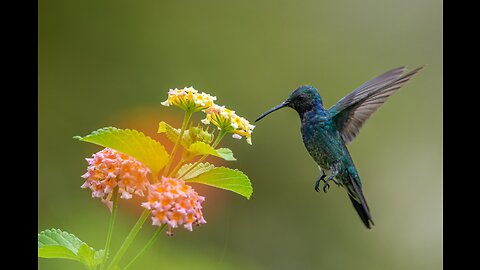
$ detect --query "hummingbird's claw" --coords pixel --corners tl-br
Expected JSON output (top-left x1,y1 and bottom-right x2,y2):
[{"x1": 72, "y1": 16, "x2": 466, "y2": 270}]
[
  {"x1": 315, "y1": 179, "x2": 323, "y2": 192},
  {"x1": 322, "y1": 172, "x2": 337, "y2": 193},
  {"x1": 323, "y1": 183, "x2": 330, "y2": 193},
  {"x1": 314, "y1": 174, "x2": 327, "y2": 192}
]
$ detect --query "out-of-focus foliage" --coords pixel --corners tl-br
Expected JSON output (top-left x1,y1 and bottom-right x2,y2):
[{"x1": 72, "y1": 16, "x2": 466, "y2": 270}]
[
  {"x1": 39, "y1": 0, "x2": 442, "y2": 269},
  {"x1": 38, "y1": 228, "x2": 106, "y2": 269}
]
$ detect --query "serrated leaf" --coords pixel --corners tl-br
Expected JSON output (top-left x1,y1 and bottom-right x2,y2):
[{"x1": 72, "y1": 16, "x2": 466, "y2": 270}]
[
  {"x1": 157, "y1": 121, "x2": 195, "y2": 148},
  {"x1": 176, "y1": 162, "x2": 216, "y2": 180},
  {"x1": 93, "y1": 249, "x2": 107, "y2": 266},
  {"x1": 77, "y1": 245, "x2": 107, "y2": 268},
  {"x1": 38, "y1": 229, "x2": 103, "y2": 268},
  {"x1": 186, "y1": 142, "x2": 236, "y2": 161},
  {"x1": 158, "y1": 121, "x2": 182, "y2": 144},
  {"x1": 38, "y1": 245, "x2": 79, "y2": 261},
  {"x1": 186, "y1": 167, "x2": 253, "y2": 199},
  {"x1": 77, "y1": 244, "x2": 96, "y2": 267},
  {"x1": 216, "y1": 148, "x2": 236, "y2": 161},
  {"x1": 187, "y1": 141, "x2": 218, "y2": 156},
  {"x1": 75, "y1": 127, "x2": 169, "y2": 176},
  {"x1": 38, "y1": 229, "x2": 105, "y2": 268},
  {"x1": 38, "y1": 229, "x2": 84, "y2": 261}
]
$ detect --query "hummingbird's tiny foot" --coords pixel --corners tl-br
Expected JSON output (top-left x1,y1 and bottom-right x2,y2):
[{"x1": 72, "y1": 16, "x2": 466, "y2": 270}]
[
  {"x1": 314, "y1": 180, "x2": 322, "y2": 192},
  {"x1": 323, "y1": 174, "x2": 337, "y2": 192},
  {"x1": 323, "y1": 183, "x2": 330, "y2": 193},
  {"x1": 314, "y1": 174, "x2": 327, "y2": 192}
]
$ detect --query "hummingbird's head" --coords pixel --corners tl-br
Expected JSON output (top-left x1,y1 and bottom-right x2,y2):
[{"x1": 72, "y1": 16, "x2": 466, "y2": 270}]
[
  {"x1": 286, "y1": 85, "x2": 323, "y2": 113},
  {"x1": 255, "y1": 85, "x2": 322, "y2": 122}
]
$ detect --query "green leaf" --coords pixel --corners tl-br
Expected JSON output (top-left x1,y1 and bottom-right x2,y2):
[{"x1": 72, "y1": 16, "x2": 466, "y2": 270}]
[
  {"x1": 186, "y1": 167, "x2": 253, "y2": 199},
  {"x1": 93, "y1": 249, "x2": 107, "y2": 266},
  {"x1": 216, "y1": 148, "x2": 236, "y2": 161},
  {"x1": 75, "y1": 127, "x2": 169, "y2": 176},
  {"x1": 158, "y1": 121, "x2": 200, "y2": 148},
  {"x1": 77, "y1": 244, "x2": 96, "y2": 267},
  {"x1": 158, "y1": 121, "x2": 182, "y2": 145},
  {"x1": 187, "y1": 141, "x2": 218, "y2": 156},
  {"x1": 176, "y1": 162, "x2": 215, "y2": 180},
  {"x1": 38, "y1": 229, "x2": 83, "y2": 261},
  {"x1": 186, "y1": 142, "x2": 236, "y2": 161},
  {"x1": 38, "y1": 245, "x2": 79, "y2": 261},
  {"x1": 38, "y1": 229, "x2": 105, "y2": 268}
]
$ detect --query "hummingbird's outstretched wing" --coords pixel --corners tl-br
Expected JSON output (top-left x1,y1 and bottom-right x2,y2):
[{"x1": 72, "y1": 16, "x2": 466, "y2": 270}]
[{"x1": 328, "y1": 66, "x2": 423, "y2": 144}]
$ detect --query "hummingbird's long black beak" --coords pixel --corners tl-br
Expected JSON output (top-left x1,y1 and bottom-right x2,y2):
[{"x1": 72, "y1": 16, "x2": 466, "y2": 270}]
[{"x1": 255, "y1": 102, "x2": 288, "y2": 122}]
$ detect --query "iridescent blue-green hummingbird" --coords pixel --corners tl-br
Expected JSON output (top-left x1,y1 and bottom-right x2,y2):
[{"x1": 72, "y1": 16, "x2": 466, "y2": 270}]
[{"x1": 255, "y1": 66, "x2": 422, "y2": 229}]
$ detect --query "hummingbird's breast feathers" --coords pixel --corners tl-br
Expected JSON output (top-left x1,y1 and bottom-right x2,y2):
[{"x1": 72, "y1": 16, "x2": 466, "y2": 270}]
[{"x1": 300, "y1": 110, "x2": 350, "y2": 170}]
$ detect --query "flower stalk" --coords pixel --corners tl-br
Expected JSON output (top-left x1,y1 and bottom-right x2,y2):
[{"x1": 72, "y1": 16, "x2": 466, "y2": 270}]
[
  {"x1": 123, "y1": 224, "x2": 167, "y2": 270},
  {"x1": 168, "y1": 153, "x2": 193, "y2": 178},
  {"x1": 100, "y1": 187, "x2": 119, "y2": 270},
  {"x1": 107, "y1": 209, "x2": 151, "y2": 270},
  {"x1": 163, "y1": 111, "x2": 192, "y2": 177}
]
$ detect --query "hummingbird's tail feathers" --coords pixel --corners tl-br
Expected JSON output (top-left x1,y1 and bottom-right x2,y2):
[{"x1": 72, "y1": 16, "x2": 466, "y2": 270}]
[
  {"x1": 348, "y1": 175, "x2": 374, "y2": 229},
  {"x1": 348, "y1": 193, "x2": 374, "y2": 229},
  {"x1": 329, "y1": 66, "x2": 423, "y2": 144}
]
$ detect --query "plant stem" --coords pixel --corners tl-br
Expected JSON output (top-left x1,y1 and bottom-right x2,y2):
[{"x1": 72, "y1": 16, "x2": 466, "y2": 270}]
[
  {"x1": 106, "y1": 209, "x2": 151, "y2": 270},
  {"x1": 178, "y1": 129, "x2": 227, "y2": 179},
  {"x1": 168, "y1": 159, "x2": 185, "y2": 178},
  {"x1": 212, "y1": 129, "x2": 227, "y2": 148},
  {"x1": 100, "y1": 187, "x2": 119, "y2": 270},
  {"x1": 168, "y1": 154, "x2": 192, "y2": 178},
  {"x1": 163, "y1": 111, "x2": 192, "y2": 176},
  {"x1": 122, "y1": 224, "x2": 167, "y2": 270}
]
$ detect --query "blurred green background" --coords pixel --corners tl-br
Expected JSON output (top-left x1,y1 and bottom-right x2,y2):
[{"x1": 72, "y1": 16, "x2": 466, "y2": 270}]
[{"x1": 38, "y1": 0, "x2": 442, "y2": 269}]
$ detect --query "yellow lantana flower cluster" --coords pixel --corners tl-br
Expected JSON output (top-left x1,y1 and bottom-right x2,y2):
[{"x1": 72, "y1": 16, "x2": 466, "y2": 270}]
[
  {"x1": 161, "y1": 87, "x2": 255, "y2": 144},
  {"x1": 201, "y1": 104, "x2": 255, "y2": 145},
  {"x1": 161, "y1": 87, "x2": 216, "y2": 112}
]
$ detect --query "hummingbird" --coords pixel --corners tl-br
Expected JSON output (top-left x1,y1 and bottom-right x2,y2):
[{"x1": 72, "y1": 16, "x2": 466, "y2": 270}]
[{"x1": 255, "y1": 66, "x2": 423, "y2": 229}]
